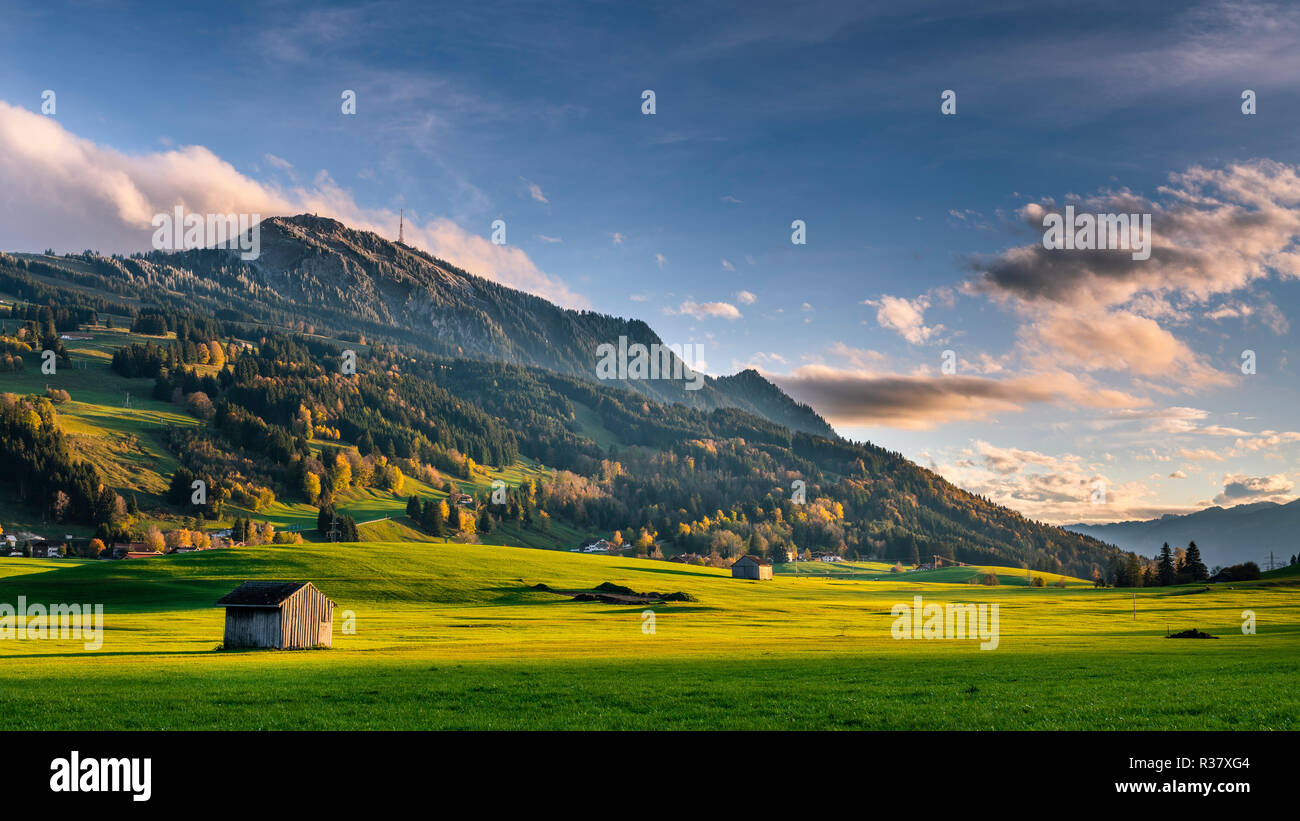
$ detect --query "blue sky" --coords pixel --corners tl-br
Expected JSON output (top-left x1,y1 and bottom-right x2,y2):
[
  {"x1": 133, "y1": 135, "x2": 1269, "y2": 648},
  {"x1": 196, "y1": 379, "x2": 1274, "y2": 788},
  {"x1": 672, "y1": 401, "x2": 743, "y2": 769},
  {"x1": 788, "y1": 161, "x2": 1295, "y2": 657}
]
[{"x1": 1, "y1": 0, "x2": 1298, "y2": 523}]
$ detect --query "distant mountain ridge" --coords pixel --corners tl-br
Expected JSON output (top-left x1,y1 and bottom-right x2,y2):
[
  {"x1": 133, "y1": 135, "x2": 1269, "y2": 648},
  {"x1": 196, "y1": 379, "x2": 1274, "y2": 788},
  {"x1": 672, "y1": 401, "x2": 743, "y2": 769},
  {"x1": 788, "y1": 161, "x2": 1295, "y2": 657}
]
[
  {"x1": 166, "y1": 214, "x2": 835, "y2": 437},
  {"x1": 1064, "y1": 499, "x2": 1300, "y2": 568}
]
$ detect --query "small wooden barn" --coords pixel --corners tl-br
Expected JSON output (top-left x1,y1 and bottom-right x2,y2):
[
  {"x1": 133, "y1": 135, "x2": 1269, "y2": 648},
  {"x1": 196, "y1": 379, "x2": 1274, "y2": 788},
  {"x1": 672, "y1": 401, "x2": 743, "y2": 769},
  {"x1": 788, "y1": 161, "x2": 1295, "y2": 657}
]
[
  {"x1": 732, "y1": 555, "x2": 773, "y2": 580},
  {"x1": 217, "y1": 581, "x2": 335, "y2": 649}
]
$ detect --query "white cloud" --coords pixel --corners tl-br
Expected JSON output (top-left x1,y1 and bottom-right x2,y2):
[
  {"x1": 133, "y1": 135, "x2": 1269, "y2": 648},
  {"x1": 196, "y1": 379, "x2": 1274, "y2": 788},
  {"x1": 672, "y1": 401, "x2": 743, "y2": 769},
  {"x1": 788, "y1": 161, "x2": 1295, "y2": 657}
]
[
  {"x1": 735, "y1": 289, "x2": 756, "y2": 304},
  {"x1": 669, "y1": 300, "x2": 743, "y2": 320},
  {"x1": 863, "y1": 293, "x2": 943, "y2": 344}
]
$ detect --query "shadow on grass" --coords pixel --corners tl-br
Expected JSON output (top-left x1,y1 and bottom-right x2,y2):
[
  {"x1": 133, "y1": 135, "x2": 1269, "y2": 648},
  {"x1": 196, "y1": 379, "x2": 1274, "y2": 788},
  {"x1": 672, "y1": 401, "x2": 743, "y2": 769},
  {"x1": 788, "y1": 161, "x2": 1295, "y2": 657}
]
[
  {"x1": 608, "y1": 565, "x2": 722, "y2": 580},
  {"x1": 0, "y1": 648, "x2": 221, "y2": 660}
]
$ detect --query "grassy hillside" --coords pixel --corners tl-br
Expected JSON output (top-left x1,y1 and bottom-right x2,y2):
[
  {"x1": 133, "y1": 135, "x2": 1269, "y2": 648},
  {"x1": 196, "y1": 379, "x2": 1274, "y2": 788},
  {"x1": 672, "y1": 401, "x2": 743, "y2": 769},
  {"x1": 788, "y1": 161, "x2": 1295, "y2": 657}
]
[
  {"x1": 775, "y1": 560, "x2": 1090, "y2": 586},
  {"x1": 0, "y1": 543, "x2": 1295, "y2": 730}
]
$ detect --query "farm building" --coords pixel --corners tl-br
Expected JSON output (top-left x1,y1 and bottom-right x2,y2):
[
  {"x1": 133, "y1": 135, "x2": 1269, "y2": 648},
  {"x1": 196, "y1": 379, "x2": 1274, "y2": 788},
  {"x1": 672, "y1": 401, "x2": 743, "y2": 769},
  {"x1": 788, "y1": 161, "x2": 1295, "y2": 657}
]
[
  {"x1": 217, "y1": 581, "x2": 336, "y2": 650},
  {"x1": 732, "y1": 555, "x2": 773, "y2": 580}
]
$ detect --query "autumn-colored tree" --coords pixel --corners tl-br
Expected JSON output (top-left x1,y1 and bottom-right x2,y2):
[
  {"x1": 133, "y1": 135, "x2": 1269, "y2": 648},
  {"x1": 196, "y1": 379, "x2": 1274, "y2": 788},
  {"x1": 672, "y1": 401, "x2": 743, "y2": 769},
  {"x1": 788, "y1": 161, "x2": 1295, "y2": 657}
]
[
  {"x1": 143, "y1": 526, "x2": 165, "y2": 553},
  {"x1": 302, "y1": 472, "x2": 321, "y2": 504}
]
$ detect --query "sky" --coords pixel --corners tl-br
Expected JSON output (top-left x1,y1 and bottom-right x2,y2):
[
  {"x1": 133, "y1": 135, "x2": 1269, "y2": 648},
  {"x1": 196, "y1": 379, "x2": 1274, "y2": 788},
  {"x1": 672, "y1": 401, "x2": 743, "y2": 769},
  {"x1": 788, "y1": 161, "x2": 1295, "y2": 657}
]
[{"x1": 0, "y1": 0, "x2": 1298, "y2": 525}]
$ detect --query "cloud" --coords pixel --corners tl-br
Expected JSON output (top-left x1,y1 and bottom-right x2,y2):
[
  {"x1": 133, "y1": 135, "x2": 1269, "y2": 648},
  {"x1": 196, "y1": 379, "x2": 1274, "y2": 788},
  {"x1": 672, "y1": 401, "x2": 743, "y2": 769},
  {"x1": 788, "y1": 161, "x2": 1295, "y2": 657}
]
[
  {"x1": 0, "y1": 100, "x2": 587, "y2": 308},
  {"x1": 609, "y1": 232, "x2": 625, "y2": 245},
  {"x1": 767, "y1": 364, "x2": 1142, "y2": 429},
  {"x1": 655, "y1": 253, "x2": 667, "y2": 269},
  {"x1": 969, "y1": 160, "x2": 1300, "y2": 311},
  {"x1": 1169, "y1": 470, "x2": 1187, "y2": 479},
  {"x1": 1019, "y1": 307, "x2": 1230, "y2": 387},
  {"x1": 534, "y1": 234, "x2": 562, "y2": 243},
  {"x1": 1176, "y1": 447, "x2": 1225, "y2": 462},
  {"x1": 863, "y1": 293, "x2": 943, "y2": 344},
  {"x1": 1213, "y1": 473, "x2": 1295, "y2": 505},
  {"x1": 721, "y1": 195, "x2": 742, "y2": 204},
  {"x1": 669, "y1": 300, "x2": 743, "y2": 320},
  {"x1": 956, "y1": 160, "x2": 1300, "y2": 391},
  {"x1": 1204, "y1": 300, "x2": 1290, "y2": 334},
  {"x1": 735, "y1": 289, "x2": 756, "y2": 304},
  {"x1": 930, "y1": 439, "x2": 1169, "y2": 524},
  {"x1": 520, "y1": 177, "x2": 549, "y2": 204},
  {"x1": 721, "y1": 258, "x2": 735, "y2": 271},
  {"x1": 826, "y1": 342, "x2": 888, "y2": 370},
  {"x1": 1234, "y1": 431, "x2": 1300, "y2": 451},
  {"x1": 263, "y1": 153, "x2": 293, "y2": 170},
  {"x1": 734, "y1": 351, "x2": 788, "y2": 369}
]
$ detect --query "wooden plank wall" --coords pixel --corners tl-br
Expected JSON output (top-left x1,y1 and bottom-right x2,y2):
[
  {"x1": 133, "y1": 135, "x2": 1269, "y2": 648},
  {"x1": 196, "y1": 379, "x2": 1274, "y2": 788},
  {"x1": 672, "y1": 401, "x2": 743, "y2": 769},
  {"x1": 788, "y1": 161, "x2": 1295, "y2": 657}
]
[
  {"x1": 279, "y1": 585, "x2": 334, "y2": 649},
  {"x1": 224, "y1": 608, "x2": 281, "y2": 649}
]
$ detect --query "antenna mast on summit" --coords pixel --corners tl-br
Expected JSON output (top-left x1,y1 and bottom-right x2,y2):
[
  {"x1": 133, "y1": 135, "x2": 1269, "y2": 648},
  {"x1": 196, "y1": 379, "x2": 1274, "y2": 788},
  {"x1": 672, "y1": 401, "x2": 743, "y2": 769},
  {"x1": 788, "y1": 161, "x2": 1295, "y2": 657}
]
[{"x1": 399, "y1": 209, "x2": 404, "y2": 245}]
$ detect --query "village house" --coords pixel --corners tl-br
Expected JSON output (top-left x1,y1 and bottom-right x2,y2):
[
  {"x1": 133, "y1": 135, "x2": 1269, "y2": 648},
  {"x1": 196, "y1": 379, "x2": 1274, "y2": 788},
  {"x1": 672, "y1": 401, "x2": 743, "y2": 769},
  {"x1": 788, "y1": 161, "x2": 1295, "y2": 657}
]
[
  {"x1": 731, "y1": 555, "x2": 773, "y2": 580},
  {"x1": 30, "y1": 540, "x2": 65, "y2": 558},
  {"x1": 110, "y1": 542, "x2": 146, "y2": 559},
  {"x1": 669, "y1": 552, "x2": 705, "y2": 565},
  {"x1": 579, "y1": 538, "x2": 613, "y2": 553},
  {"x1": 217, "y1": 581, "x2": 335, "y2": 650}
]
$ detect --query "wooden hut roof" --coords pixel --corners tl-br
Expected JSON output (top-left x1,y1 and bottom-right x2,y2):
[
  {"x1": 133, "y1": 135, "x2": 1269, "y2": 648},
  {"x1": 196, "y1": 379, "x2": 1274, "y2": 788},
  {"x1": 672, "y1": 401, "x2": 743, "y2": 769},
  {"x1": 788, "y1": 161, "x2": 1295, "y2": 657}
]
[{"x1": 217, "y1": 581, "x2": 314, "y2": 607}]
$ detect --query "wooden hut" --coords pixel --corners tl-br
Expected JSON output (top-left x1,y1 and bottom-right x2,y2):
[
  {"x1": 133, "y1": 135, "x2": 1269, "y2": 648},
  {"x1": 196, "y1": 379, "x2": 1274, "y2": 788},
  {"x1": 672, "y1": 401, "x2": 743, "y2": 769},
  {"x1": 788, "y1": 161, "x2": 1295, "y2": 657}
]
[
  {"x1": 217, "y1": 581, "x2": 335, "y2": 649},
  {"x1": 731, "y1": 555, "x2": 773, "y2": 580}
]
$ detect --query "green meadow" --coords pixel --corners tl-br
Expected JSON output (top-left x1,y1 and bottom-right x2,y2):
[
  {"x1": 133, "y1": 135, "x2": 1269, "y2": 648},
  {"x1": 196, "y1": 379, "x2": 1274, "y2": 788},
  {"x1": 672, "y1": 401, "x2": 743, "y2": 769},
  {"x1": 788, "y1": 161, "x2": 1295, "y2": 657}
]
[{"x1": 0, "y1": 543, "x2": 1295, "y2": 730}]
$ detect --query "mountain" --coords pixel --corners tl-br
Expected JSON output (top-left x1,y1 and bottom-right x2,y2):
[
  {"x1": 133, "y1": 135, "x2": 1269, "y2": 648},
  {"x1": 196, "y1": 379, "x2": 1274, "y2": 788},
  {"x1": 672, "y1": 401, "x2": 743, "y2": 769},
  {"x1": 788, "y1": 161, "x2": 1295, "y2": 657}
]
[
  {"x1": 1064, "y1": 500, "x2": 1300, "y2": 568},
  {"x1": 141, "y1": 215, "x2": 835, "y2": 437},
  {"x1": 0, "y1": 218, "x2": 1127, "y2": 578}
]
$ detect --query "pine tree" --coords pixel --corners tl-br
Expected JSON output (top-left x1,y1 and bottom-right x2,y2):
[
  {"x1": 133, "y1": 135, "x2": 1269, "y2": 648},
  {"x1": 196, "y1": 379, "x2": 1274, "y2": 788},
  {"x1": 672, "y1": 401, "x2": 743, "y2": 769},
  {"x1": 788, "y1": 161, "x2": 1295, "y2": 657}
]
[
  {"x1": 406, "y1": 495, "x2": 420, "y2": 519},
  {"x1": 1157, "y1": 543, "x2": 1176, "y2": 586},
  {"x1": 423, "y1": 500, "x2": 445, "y2": 538},
  {"x1": 1183, "y1": 541, "x2": 1209, "y2": 583},
  {"x1": 342, "y1": 515, "x2": 359, "y2": 542},
  {"x1": 1126, "y1": 553, "x2": 1144, "y2": 587}
]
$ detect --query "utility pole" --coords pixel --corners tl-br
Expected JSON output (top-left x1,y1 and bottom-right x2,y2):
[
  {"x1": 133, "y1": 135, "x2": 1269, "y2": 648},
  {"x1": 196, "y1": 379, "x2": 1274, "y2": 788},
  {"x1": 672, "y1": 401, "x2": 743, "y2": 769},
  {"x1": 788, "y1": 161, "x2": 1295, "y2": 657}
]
[{"x1": 398, "y1": 209, "x2": 405, "y2": 245}]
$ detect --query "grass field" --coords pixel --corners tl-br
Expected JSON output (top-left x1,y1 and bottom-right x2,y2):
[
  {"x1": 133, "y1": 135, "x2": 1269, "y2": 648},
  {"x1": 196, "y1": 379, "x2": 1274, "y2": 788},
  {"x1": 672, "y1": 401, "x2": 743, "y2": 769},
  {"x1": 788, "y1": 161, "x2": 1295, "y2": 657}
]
[{"x1": 0, "y1": 542, "x2": 1295, "y2": 730}]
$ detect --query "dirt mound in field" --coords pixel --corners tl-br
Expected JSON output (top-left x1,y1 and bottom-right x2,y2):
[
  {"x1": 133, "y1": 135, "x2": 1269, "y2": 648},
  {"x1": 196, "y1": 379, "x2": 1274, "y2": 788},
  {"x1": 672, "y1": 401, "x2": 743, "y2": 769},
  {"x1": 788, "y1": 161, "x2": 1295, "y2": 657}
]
[
  {"x1": 536, "y1": 581, "x2": 698, "y2": 604},
  {"x1": 1167, "y1": 628, "x2": 1217, "y2": 639}
]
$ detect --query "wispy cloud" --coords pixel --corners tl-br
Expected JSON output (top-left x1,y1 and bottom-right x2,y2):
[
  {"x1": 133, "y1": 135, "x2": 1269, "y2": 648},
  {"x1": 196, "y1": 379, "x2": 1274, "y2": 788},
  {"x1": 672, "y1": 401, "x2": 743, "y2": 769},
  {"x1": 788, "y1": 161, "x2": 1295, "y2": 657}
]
[{"x1": 520, "y1": 177, "x2": 549, "y2": 204}]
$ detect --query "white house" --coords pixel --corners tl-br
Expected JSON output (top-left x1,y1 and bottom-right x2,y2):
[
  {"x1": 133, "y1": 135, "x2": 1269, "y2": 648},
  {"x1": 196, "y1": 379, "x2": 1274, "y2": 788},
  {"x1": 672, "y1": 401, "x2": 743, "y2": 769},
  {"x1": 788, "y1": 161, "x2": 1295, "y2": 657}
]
[{"x1": 582, "y1": 539, "x2": 614, "y2": 553}]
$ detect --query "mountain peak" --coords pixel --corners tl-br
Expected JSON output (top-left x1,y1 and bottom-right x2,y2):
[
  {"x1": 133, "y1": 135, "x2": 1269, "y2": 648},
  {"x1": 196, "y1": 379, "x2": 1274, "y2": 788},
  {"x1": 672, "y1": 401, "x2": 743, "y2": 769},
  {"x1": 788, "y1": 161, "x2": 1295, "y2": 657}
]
[{"x1": 186, "y1": 214, "x2": 836, "y2": 436}]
